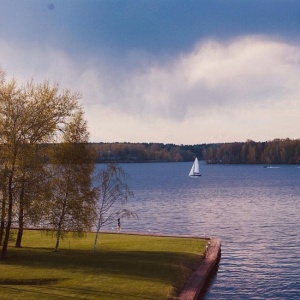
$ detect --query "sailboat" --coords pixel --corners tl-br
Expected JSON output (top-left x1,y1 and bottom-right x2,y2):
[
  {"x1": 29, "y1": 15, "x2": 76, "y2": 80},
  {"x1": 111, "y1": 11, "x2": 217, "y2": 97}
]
[{"x1": 189, "y1": 157, "x2": 202, "y2": 177}]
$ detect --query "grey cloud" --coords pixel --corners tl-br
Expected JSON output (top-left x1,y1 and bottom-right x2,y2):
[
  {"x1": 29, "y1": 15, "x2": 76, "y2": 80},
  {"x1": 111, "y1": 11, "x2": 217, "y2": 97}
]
[{"x1": 1, "y1": 35, "x2": 300, "y2": 123}]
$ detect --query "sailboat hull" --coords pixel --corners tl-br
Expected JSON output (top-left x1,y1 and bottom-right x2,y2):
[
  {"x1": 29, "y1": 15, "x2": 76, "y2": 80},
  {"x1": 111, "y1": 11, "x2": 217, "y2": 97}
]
[{"x1": 189, "y1": 174, "x2": 202, "y2": 177}]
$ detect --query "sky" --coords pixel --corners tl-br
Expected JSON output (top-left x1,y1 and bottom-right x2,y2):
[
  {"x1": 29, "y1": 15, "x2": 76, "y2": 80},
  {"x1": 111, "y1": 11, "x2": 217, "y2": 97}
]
[{"x1": 1, "y1": 0, "x2": 300, "y2": 144}]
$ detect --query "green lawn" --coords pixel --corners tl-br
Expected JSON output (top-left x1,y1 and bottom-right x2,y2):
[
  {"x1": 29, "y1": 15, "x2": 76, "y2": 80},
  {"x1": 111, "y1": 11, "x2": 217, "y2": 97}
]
[{"x1": 0, "y1": 230, "x2": 207, "y2": 300}]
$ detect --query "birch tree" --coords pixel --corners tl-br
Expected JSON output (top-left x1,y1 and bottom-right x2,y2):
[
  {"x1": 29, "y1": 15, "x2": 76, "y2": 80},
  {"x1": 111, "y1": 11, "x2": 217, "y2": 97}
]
[
  {"x1": 14, "y1": 144, "x2": 51, "y2": 247},
  {"x1": 0, "y1": 76, "x2": 80, "y2": 259},
  {"x1": 46, "y1": 110, "x2": 97, "y2": 252},
  {"x1": 93, "y1": 163, "x2": 135, "y2": 251}
]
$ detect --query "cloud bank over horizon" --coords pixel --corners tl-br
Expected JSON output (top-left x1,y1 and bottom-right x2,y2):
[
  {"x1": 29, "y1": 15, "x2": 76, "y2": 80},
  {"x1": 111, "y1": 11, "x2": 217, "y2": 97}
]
[{"x1": 1, "y1": 1, "x2": 300, "y2": 144}]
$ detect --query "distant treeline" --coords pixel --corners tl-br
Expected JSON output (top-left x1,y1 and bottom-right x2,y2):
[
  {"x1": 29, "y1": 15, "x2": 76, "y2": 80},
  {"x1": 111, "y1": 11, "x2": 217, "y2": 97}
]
[
  {"x1": 88, "y1": 142, "x2": 209, "y2": 163},
  {"x1": 202, "y1": 139, "x2": 300, "y2": 164},
  {"x1": 42, "y1": 139, "x2": 300, "y2": 164}
]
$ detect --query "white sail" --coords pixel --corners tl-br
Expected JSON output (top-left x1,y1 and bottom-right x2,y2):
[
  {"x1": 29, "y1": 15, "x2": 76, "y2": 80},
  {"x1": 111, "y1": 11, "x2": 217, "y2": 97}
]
[
  {"x1": 189, "y1": 160, "x2": 196, "y2": 176},
  {"x1": 189, "y1": 158, "x2": 201, "y2": 177}
]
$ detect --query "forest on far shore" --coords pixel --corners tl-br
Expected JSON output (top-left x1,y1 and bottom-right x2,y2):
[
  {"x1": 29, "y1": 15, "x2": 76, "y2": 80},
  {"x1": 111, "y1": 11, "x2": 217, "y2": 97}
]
[
  {"x1": 87, "y1": 138, "x2": 300, "y2": 164},
  {"x1": 88, "y1": 142, "x2": 207, "y2": 163},
  {"x1": 202, "y1": 138, "x2": 300, "y2": 164}
]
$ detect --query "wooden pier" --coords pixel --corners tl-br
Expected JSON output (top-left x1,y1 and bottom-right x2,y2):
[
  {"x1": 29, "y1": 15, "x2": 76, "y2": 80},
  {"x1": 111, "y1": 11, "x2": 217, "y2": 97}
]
[{"x1": 178, "y1": 238, "x2": 221, "y2": 300}]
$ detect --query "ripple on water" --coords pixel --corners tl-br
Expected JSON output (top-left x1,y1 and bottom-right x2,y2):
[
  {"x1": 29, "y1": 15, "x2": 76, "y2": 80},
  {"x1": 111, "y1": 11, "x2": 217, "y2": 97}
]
[{"x1": 98, "y1": 163, "x2": 300, "y2": 299}]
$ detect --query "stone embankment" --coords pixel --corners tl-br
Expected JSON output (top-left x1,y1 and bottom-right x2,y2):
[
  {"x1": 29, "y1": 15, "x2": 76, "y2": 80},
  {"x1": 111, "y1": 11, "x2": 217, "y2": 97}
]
[{"x1": 178, "y1": 238, "x2": 221, "y2": 300}]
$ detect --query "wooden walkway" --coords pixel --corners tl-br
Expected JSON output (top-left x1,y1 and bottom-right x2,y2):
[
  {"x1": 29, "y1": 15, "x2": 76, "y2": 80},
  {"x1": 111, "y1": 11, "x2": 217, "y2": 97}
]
[{"x1": 178, "y1": 238, "x2": 221, "y2": 300}]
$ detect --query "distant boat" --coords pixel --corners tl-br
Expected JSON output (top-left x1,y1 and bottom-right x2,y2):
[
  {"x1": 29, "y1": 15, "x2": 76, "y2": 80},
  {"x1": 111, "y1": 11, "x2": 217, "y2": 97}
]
[
  {"x1": 264, "y1": 166, "x2": 280, "y2": 169},
  {"x1": 189, "y1": 158, "x2": 202, "y2": 177}
]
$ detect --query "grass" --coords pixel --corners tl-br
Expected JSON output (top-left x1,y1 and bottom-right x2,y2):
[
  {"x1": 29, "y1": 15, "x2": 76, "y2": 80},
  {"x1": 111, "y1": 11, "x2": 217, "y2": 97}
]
[{"x1": 0, "y1": 230, "x2": 207, "y2": 300}]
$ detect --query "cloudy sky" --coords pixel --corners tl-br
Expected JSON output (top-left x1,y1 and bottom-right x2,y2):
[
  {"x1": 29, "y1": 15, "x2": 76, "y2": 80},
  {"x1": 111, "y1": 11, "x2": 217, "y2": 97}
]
[{"x1": 1, "y1": 0, "x2": 300, "y2": 144}]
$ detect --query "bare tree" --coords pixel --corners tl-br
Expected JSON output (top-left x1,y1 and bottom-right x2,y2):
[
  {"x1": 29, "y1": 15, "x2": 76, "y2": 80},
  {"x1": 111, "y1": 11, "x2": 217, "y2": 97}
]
[{"x1": 93, "y1": 163, "x2": 135, "y2": 251}]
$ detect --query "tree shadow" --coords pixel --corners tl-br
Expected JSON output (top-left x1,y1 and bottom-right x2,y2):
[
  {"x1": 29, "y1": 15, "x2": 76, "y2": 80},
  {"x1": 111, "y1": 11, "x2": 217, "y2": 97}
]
[
  {"x1": 0, "y1": 278, "x2": 62, "y2": 285},
  {"x1": 3, "y1": 247, "x2": 201, "y2": 285}
]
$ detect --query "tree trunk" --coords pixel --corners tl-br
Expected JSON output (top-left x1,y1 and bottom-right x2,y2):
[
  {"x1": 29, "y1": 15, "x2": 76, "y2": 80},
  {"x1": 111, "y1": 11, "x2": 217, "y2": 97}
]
[
  {"x1": 54, "y1": 228, "x2": 61, "y2": 252},
  {"x1": 1, "y1": 174, "x2": 14, "y2": 260},
  {"x1": 93, "y1": 213, "x2": 102, "y2": 251},
  {"x1": 0, "y1": 218, "x2": 4, "y2": 246},
  {"x1": 0, "y1": 178, "x2": 7, "y2": 246},
  {"x1": 15, "y1": 227, "x2": 23, "y2": 248},
  {"x1": 15, "y1": 181, "x2": 25, "y2": 248},
  {"x1": 0, "y1": 201, "x2": 5, "y2": 246},
  {"x1": 1, "y1": 220, "x2": 11, "y2": 259},
  {"x1": 93, "y1": 230, "x2": 100, "y2": 251},
  {"x1": 15, "y1": 208, "x2": 24, "y2": 248},
  {"x1": 54, "y1": 197, "x2": 67, "y2": 252}
]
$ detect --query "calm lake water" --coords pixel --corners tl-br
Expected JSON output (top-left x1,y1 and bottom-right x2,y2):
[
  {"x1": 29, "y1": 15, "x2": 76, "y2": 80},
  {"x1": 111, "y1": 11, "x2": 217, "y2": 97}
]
[{"x1": 98, "y1": 162, "x2": 300, "y2": 299}]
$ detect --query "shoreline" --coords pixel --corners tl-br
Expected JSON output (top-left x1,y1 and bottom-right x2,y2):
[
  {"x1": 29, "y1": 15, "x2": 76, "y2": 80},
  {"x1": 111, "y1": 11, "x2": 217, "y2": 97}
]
[
  {"x1": 178, "y1": 238, "x2": 222, "y2": 300},
  {"x1": 9, "y1": 229, "x2": 221, "y2": 299}
]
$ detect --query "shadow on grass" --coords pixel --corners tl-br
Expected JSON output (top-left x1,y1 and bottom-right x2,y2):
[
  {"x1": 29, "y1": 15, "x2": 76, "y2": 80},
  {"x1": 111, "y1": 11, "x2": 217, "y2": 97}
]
[
  {"x1": 0, "y1": 278, "x2": 62, "y2": 285},
  {"x1": 0, "y1": 284, "x2": 155, "y2": 300},
  {"x1": 3, "y1": 247, "x2": 202, "y2": 285}
]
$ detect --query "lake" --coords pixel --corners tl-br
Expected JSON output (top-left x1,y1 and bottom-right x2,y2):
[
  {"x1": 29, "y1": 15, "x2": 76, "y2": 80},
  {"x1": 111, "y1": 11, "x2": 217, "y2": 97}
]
[{"x1": 98, "y1": 162, "x2": 300, "y2": 299}]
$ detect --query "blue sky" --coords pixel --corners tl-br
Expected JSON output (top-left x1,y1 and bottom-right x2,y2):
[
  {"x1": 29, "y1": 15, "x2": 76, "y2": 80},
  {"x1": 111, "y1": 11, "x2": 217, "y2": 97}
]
[{"x1": 1, "y1": 1, "x2": 300, "y2": 144}]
